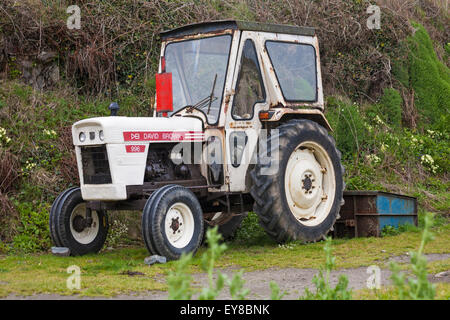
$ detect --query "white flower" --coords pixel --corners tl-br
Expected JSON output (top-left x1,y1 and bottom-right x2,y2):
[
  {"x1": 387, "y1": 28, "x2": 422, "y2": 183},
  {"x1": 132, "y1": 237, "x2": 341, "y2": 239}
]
[
  {"x1": 374, "y1": 115, "x2": 384, "y2": 125},
  {"x1": 43, "y1": 129, "x2": 57, "y2": 138},
  {"x1": 420, "y1": 154, "x2": 438, "y2": 174},
  {"x1": 366, "y1": 154, "x2": 381, "y2": 165}
]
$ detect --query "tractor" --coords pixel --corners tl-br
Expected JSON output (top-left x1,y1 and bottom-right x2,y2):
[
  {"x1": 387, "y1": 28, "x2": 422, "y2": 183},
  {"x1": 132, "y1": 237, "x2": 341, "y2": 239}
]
[{"x1": 49, "y1": 20, "x2": 345, "y2": 259}]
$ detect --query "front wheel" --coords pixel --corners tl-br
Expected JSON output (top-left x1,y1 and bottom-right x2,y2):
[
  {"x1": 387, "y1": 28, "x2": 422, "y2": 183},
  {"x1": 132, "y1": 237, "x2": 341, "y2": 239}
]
[
  {"x1": 142, "y1": 185, "x2": 204, "y2": 260},
  {"x1": 250, "y1": 119, "x2": 345, "y2": 243},
  {"x1": 50, "y1": 187, "x2": 109, "y2": 256}
]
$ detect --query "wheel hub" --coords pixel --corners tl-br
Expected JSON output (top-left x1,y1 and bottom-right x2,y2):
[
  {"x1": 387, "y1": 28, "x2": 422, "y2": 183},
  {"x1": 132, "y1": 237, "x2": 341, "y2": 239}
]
[
  {"x1": 170, "y1": 217, "x2": 182, "y2": 234},
  {"x1": 284, "y1": 141, "x2": 336, "y2": 226},
  {"x1": 69, "y1": 203, "x2": 100, "y2": 245},
  {"x1": 72, "y1": 215, "x2": 86, "y2": 233},
  {"x1": 287, "y1": 149, "x2": 323, "y2": 213},
  {"x1": 301, "y1": 173, "x2": 314, "y2": 193},
  {"x1": 165, "y1": 207, "x2": 186, "y2": 244}
]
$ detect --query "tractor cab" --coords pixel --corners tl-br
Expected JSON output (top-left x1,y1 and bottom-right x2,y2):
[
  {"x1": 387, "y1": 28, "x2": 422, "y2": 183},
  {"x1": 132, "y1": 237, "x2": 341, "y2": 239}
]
[{"x1": 156, "y1": 20, "x2": 329, "y2": 192}]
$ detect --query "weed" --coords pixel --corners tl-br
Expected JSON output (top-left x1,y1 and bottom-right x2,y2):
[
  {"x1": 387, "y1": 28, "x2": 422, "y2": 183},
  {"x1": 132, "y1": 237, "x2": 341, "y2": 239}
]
[
  {"x1": 378, "y1": 88, "x2": 403, "y2": 128},
  {"x1": 381, "y1": 223, "x2": 419, "y2": 237},
  {"x1": 389, "y1": 212, "x2": 436, "y2": 299},
  {"x1": 104, "y1": 219, "x2": 128, "y2": 249},
  {"x1": 168, "y1": 227, "x2": 251, "y2": 300},
  {"x1": 269, "y1": 281, "x2": 286, "y2": 300},
  {"x1": 234, "y1": 211, "x2": 271, "y2": 245},
  {"x1": 198, "y1": 227, "x2": 229, "y2": 300},
  {"x1": 167, "y1": 253, "x2": 194, "y2": 300},
  {"x1": 301, "y1": 237, "x2": 352, "y2": 300},
  {"x1": 11, "y1": 201, "x2": 51, "y2": 253}
]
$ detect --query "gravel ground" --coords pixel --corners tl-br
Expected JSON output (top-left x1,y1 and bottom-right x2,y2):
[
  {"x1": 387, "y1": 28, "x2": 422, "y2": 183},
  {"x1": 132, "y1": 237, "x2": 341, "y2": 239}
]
[{"x1": 3, "y1": 253, "x2": 449, "y2": 300}]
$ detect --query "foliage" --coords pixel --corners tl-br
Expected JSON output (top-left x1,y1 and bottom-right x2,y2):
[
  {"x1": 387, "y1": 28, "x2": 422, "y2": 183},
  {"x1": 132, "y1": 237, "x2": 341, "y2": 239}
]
[
  {"x1": 168, "y1": 227, "x2": 252, "y2": 300},
  {"x1": 10, "y1": 201, "x2": 51, "y2": 253},
  {"x1": 234, "y1": 211, "x2": 271, "y2": 245},
  {"x1": 301, "y1": 237, "x2": 352, "y2": 300},
  {"x1": 377, "y1": 88, "x2": 403, "y2": 128},
  {"x1": 269, "y1": 281, "x2": 286, "y2": 300},
  {"x1": 104, "y1": 219, "x2": 129, "y2": 249},
  {"x1": 167, "y1": 252, "x2": 195, "y2": 300},
  {"x1": 389, "y1": 212, "x2": 436, "y2": 300},
  {"x1": 326, "y1": 97, "x2": 373, "y2": 159},
  {"x1": 198, "y1": 227, "x2": 229, "y2": 300},
  {"x1": 398, "y1": 23, "x2": 450, "y2": 129},
  {"x1": 381, "y1": 223, "x2": 419, "y2": 237}
]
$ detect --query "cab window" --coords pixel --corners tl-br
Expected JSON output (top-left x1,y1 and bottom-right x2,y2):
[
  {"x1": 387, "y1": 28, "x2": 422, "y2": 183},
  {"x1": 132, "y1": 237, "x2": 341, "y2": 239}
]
[
  {"x1": 231, "y1": 39, "x2": 265, "y2": 120},
  {"x1": 265, "y1": 41, "x2": 317, "y2": 102}
]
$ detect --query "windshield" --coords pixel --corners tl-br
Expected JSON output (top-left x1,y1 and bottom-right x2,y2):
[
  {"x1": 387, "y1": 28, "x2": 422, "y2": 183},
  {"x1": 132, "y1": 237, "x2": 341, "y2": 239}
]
[{"x1": 164, "y1": 35, "x2": 232, "y2": 124}]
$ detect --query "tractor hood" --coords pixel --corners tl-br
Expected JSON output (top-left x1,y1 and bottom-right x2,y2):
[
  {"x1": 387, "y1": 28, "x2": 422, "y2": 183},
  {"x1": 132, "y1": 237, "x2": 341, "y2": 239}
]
[{"x1": 72, "y1": 116, "x2": 204, "y2": 146}]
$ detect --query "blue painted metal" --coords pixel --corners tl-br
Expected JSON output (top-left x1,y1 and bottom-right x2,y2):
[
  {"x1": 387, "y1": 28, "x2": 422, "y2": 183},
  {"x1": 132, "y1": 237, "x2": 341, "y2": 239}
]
[{"x1": 376, "y1": 194, "x2": 416, "y2": 230}]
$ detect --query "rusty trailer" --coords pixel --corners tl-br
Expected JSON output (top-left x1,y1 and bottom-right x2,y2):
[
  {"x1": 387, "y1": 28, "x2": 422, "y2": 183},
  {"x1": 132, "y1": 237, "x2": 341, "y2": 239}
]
[{"x1": 334, "y1": 191, "x2": 418, "y2": 238}]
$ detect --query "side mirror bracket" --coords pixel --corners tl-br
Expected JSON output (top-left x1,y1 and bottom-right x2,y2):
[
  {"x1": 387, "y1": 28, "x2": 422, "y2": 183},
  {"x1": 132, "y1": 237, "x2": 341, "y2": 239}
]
[{"x1": 108, "y1": 102, "x2": 120, "y2": 116}]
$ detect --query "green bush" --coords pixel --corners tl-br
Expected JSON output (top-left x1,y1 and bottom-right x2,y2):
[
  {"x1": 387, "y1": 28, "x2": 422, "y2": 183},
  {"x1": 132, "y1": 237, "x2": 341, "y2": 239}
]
[
  {"x1": 381, "y1": 223, "x2": 419, "y2": 237},
  {"x1": 378, "y1": 88, "x2": 403, "y2": 128},
  {"x1": 234, "y1": 211, "x2": 271, "y2": 245},
  {"x1": 11, "y1": 201, "x2": 51, "y2": 253},
  {"x1": 398, "y1": 23, "x2": 450, "y2": 129},
  {"x1": 325, "y1": 97, "x2": 373, "y2": 160}
]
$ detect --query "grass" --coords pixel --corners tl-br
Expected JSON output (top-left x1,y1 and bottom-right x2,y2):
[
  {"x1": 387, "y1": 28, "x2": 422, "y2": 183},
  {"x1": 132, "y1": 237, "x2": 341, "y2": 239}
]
[
  {"x1": 354, "y1": 283, "x2": 450, "y2": 300},
  {"x1": 0, "y1": 223, "x2": 449, "y2": 298}
]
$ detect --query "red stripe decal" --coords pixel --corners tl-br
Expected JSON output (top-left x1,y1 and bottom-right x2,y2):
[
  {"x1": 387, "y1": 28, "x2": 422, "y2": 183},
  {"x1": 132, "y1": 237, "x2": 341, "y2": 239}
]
[
  {"x1": 123, "y1": 131, "x2": 204, "y2": 142},
  {"x1": 125, "y1": 145, "x2": 146, "y2": 153}
]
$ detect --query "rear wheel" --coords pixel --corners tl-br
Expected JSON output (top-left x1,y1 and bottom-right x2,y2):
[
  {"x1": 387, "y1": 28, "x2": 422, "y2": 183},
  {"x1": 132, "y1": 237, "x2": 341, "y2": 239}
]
[
  {"x1": 50, "y1": 187, "x2": 108, "y2": 255},
  {"x1": 142, "y1": 185, "x2": 204, "y2": 260},
  {"x1": 250, "y1": 119, "x2": 344, "y2": 243}
]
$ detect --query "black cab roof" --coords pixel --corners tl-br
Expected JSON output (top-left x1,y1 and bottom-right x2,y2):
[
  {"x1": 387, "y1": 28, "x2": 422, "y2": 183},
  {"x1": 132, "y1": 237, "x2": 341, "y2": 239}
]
[{"x1": 160, "y1": 20, "x2": 315, "y2": 40}]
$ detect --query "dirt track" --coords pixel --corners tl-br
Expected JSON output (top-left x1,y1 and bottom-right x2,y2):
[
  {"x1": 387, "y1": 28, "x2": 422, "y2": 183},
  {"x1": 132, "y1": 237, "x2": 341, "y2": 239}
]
[{"x1": 3, "y1": 253, "x2": 449, "y2": 300}]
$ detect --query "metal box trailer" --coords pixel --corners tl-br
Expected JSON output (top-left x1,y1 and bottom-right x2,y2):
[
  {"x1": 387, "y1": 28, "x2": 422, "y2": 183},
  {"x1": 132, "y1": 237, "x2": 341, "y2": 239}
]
[{"x1": 333, "y1": 191, "x2": 418, "y2": 238}]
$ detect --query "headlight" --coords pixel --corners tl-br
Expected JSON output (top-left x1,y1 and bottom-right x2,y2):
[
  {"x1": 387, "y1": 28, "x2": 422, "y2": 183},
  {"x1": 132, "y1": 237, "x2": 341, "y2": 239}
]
[
  {"x1": 79, "y1": 132, "x2": 86, "y2": 142},
  {"x1": 99, "y1": 130, "x2": 104, "y2": 141}
]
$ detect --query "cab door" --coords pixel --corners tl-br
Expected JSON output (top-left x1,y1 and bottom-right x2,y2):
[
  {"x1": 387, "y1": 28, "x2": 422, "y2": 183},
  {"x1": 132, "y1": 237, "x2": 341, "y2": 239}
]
[{"x1": 225, "y1": 31, "x2": 269, "y2": 192}]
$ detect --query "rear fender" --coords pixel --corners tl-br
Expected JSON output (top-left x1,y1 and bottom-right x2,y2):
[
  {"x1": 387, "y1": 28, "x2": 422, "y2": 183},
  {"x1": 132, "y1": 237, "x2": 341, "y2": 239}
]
[{"x1": 260, "y1": 108, "x2": 332, "y2": 131}]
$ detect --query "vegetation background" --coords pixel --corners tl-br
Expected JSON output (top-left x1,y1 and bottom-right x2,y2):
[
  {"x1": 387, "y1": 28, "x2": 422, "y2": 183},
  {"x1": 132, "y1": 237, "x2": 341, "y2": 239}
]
[{"x1": 0, "y1": 0, "x2": 448, "y2": 253}]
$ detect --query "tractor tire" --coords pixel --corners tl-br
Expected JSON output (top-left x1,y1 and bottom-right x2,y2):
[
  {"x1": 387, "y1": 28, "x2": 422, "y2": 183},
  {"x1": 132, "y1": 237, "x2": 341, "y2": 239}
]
[
  {"x1": 141, "y1": 184, "x2": 178, "y2": 256},
  {"x1": 250, "y1": 119, "x2": 345, "y2": 243},
  {"x1": 50, "y1": 187, "x2": 109, "y2": 256},
  {"x1": 205, "y1": 212, "x2": 248, "y2": 241},
  {"x1": 141, "y1": 185, "x2": 204, "y2": 260},
  {"x1": 49, "y1": 186, "x2": 78, "y2": 247}
]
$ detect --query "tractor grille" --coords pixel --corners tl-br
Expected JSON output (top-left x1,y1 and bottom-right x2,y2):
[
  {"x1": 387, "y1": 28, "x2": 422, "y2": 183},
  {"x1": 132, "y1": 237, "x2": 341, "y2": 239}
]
[{"x1": 80, "y1": 145, "x2": 112, "y2": 184}]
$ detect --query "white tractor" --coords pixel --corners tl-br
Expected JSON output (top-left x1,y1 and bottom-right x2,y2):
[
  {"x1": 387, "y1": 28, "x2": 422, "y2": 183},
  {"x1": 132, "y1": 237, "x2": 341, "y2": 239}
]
[{"x1": 49, "y1": 20, "x2": 344, "y2": 259}]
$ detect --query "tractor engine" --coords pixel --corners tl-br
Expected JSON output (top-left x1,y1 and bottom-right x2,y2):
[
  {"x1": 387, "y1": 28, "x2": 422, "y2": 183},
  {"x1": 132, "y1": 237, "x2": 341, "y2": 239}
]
[{"x1": 71, "y1": 116, "x2": 204, "y2": 201}]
